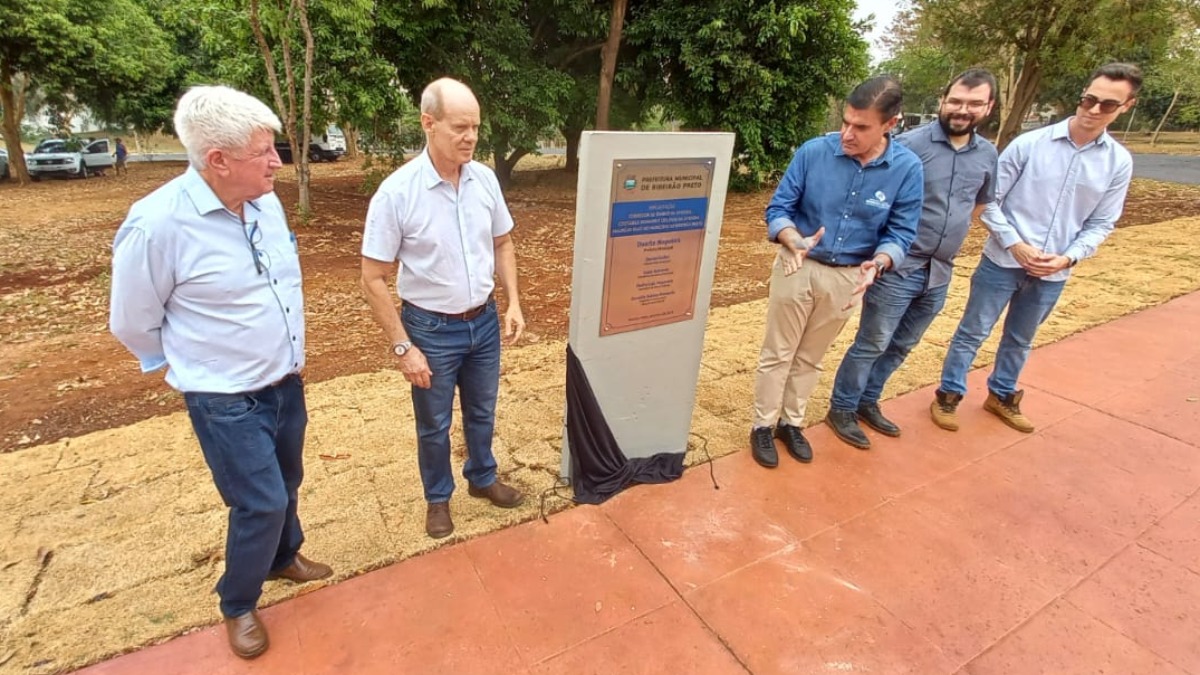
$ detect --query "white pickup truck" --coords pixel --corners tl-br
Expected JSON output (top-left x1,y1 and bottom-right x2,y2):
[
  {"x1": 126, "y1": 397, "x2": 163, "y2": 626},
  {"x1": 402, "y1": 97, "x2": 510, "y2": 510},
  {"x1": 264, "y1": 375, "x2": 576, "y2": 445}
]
[{"x1": 27, "y1": 138, "x2": 116, "y2": 179}]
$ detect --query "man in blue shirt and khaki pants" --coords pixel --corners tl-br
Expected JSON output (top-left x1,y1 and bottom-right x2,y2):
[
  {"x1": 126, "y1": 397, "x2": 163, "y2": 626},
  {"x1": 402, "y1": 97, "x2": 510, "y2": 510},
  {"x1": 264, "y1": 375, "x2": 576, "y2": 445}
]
[{"x1": 750, "y1": 76, "x2": 924, "y2": 468}]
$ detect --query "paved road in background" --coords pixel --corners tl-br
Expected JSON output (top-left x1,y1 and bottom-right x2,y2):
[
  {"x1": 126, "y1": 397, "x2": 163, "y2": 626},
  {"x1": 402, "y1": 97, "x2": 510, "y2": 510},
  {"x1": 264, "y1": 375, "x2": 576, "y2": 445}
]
[{"x1": 1132, "y1": 153, "x2": 1200, "y2": 185}]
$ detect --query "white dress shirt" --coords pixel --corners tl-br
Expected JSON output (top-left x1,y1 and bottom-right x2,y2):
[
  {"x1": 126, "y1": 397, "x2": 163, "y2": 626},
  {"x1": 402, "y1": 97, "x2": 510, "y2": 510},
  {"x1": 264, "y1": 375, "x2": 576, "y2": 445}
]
[
  {"x1": 982, "y1": 118, "x2": 1133, "y2": 282},
  {"x1": 109, "y1": 168, "x2": 305, "y2": 393},
  {"x1": 361, "y1": 150, "x2": 514, "y2": 313}
]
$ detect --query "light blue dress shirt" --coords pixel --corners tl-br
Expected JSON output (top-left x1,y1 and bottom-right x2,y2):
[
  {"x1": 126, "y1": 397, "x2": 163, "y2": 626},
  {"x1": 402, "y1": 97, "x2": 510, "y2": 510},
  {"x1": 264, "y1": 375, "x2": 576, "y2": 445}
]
[
  {"x1": 765, "y1": 132, "x2": 924, "y2": 269},
  {"x1": 982, "y1": 118, "x2": 1133, "y2": 282},
  {"x1": 109, "y1": 168, "x2": 305, "y2": 394}
]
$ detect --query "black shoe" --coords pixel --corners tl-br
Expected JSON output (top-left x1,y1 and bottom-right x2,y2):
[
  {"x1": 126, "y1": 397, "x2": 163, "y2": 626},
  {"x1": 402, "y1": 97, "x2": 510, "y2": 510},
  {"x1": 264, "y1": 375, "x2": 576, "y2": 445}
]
[
  {"x1": 826, "y1": 409, "x2": 870, "y2": 449},
  {"x1": 856, "y1": 402, "x2": 900, "y2": 437},
  {"x1": 750, "y1": 427, "x2": 778, "y2": 468},
  {"x1": 774, "y1": 423, "x2": 813, "y2": 463}
]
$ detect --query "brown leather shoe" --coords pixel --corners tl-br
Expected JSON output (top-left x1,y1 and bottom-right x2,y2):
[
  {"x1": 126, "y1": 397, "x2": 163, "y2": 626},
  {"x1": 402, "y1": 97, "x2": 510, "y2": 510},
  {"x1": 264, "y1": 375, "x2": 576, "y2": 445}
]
[
  {"x1": 267, "y1": 553, "x2": 332, "y2": 582},
  {"x1": 225, "y1": 610, "x2": 269, "y2": 659},
  {"x1": 467, "y1": 480, "x2": 525, "y2": 508},
  {"x1": 426, "y1": 502, "x2": 454, "y2": 539}
]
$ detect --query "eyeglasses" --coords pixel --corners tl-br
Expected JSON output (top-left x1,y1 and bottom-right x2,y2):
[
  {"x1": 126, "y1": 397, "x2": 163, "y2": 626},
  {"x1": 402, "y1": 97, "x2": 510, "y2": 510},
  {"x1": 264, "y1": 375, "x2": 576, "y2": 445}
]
[
  {"x1": 942, "y1": 98, "x2": 989, "y2": 112},
  {"x1": 243, "y1": 220, "x2": 267, "y2": 275},
  {"x1": 1078, "y1": 94, "x2": 1128, "y2": 114}
]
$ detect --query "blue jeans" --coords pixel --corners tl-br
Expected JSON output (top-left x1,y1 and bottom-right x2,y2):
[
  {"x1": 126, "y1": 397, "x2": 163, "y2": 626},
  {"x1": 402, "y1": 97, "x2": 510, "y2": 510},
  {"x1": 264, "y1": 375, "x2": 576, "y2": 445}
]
[
  {"x1": 402, "y1": 301, "x2": 501, "y2": 503},
  {"x1": 940, "y1": 256, "x2": 1065, "y2": 397},
  {"x1": 830, "y1": 266, "x2": 949, "y2": 411},
  {"x1": 184, "y1": 374, "x2": 307, "y2": 618}
]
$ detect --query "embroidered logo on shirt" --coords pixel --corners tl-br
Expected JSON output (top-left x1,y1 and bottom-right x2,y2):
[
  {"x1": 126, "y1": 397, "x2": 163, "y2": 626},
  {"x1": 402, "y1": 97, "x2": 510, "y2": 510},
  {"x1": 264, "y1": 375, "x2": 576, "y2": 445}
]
[{"x1": 866, "y1": 190, "x2": 889, "y2": 209}]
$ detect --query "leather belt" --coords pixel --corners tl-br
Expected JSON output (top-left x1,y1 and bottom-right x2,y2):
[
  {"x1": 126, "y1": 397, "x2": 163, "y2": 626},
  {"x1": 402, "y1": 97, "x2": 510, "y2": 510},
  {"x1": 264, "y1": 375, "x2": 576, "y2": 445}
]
[
  {"x1": 404, "y1": 294, "x2": 494, "y2": 321},
  {"x1": 810, "y1": 258, "x2": 861, "y2": 268}
]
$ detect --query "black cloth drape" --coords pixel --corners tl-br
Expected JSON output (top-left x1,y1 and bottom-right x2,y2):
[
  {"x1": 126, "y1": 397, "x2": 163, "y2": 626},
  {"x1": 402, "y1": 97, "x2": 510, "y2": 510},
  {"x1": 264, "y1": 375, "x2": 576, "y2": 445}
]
[{"x1": 566, "y1": 344, "x2": 685, "y2": 504}]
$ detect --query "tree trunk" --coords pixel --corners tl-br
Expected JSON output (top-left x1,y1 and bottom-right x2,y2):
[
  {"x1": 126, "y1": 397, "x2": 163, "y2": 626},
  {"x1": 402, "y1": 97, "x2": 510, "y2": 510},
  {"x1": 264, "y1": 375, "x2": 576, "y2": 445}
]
[
  {"x1": 344, "y1": 122, "x2": 359, "y2": 159},
  {"x1": 296, "y1": 0, "x2": 315, "y2": 217},
  {"x1": 1122, "y1": 104, "x2": 1137, "y2": 141},
  {"x1": 494, "y1": 147, "x2": 528, "y2": 190},
  {"x1": 595, "y1": 0, "x2": 628, "y2": 131},
  {"x1": 996, "y1": 49, "x2": 1018, "y2": 136},
  {"x1": 0, "y1": 64, "x2": 30, "y2": 184},
  {"x1": 1151, "y1": 89, "x2": 1180, "y2": 146},
  {"x1": 565, "y1": 126, "x2": 581, "y2": 173},
  {"x1": 996, "y1": 52, "x2": 1043, "y2": 150}
]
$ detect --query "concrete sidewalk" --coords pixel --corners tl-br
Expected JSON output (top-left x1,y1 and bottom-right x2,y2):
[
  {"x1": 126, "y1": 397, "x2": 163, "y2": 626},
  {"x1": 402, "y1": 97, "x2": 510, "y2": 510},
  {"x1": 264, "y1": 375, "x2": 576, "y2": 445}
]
[{"x1": 79, "y1": 292, "x2": 1200, "y2": 675}]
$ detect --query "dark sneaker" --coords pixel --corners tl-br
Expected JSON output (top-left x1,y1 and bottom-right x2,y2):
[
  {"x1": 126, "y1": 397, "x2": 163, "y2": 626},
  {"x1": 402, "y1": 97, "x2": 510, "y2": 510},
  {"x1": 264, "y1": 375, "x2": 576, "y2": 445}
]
[
  {"x1": 856, "y1": 402, "x2": 900, "y2": 437},
  {"x1": 774, "y1": 423, "x2": 813, "y2": 463},
  {"x1": 931, "y1": 390, "x2": 963, "y2": 431},
  {"x1": 750, "y1": 426, "x2": 778, "y2": 468},
  {"x1": 984, "y1": 389, "x2": 1035, "y2": 433},
  {"x1": 826, "y1": 409, "x2": 870, "y2": 449}
]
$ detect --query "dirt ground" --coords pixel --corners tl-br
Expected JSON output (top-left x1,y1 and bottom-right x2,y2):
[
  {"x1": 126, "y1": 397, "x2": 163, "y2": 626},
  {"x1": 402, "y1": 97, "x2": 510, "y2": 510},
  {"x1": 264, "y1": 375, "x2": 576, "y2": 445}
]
[
  {"x1": 1, "y1": 156, "x2": 1199, "y2": 673},
  {"x1": 2, "y1": 158, "x2": 1198, "y2": 454}
]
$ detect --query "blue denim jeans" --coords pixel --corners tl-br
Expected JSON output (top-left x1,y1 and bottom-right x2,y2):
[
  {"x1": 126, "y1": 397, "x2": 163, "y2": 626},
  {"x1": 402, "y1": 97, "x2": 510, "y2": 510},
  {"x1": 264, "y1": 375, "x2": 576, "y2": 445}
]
[
  {"x1": 940, "y1": 256, "x2": 1066, "y2": 397},
  {"x1": 184, "y1": 374, "x2": 307, "y2": 618},
  {"x1": 402, "y1": 300, "x2": 501, "y2": 503},
  {"x1": 830, "y1": 266, "x2": 949, "y2": 411}
]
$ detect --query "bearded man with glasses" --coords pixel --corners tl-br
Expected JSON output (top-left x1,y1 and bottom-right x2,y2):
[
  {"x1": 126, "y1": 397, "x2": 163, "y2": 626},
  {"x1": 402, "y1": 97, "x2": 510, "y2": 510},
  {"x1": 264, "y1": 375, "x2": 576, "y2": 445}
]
[
  {"x1": 109, "y1": 85, "x2": 331, "y2": 660},
  {"x1": 931, "y1": 62, "x2": 1140, "y2": 434},
  {"x1": 826, "y1": 69, "x2": 999, "y2": 449}
]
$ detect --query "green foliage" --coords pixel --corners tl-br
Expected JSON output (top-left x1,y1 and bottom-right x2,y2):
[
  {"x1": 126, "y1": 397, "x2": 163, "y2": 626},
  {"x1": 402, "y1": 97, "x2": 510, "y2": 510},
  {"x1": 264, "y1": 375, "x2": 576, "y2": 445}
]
[
  {"x1": 626, "y1": 0, "x2": 869, "y2": 190},
  {"x1": 374, "y1": 0, "x2": 585, "y2": 185}
]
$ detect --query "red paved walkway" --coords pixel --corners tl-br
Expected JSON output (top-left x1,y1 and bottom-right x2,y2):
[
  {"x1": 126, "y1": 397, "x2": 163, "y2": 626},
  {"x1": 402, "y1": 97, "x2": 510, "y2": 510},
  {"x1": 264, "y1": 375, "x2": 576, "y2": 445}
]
[{"x1": 79, "y1": 292, "x2": 1200, "y2": 674}]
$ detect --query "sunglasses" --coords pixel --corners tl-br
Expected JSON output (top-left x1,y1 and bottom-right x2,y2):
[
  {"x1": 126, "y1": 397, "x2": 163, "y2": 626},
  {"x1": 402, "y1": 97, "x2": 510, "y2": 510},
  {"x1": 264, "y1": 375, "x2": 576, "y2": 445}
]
[{"x1": 1078, "y1": 94, "x2": 1129, "y2": 114}]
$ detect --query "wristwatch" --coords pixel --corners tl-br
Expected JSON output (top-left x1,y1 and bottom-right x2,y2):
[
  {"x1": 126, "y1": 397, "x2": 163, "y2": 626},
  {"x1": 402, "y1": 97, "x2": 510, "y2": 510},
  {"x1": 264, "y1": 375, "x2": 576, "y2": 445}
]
[{"x1": 392, "y1": 340, "x2": 413, "y2": 357}]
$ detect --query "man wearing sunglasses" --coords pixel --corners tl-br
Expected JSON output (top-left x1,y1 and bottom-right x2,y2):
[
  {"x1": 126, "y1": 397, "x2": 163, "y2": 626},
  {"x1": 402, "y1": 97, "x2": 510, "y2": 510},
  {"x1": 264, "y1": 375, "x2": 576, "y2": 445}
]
[
  {"x1": 361, "y1": 78, "x2": 527, "y2": 539},
  {"x1": 932, "y1": 63, "x2": 1140, "y2": 433},
  {"x1": 826, "y1": 69, "x2": 999, "y2": 449},
  {"x1": 109, "y1": 86, "x2": 331, "y2": 660}
]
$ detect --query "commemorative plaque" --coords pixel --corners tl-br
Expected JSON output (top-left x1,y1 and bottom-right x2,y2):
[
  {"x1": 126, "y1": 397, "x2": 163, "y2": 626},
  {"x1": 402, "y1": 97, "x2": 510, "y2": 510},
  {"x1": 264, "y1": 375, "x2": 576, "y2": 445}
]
[{"x1": 599, "y1": 159, "x2": 714, "y2": 336}]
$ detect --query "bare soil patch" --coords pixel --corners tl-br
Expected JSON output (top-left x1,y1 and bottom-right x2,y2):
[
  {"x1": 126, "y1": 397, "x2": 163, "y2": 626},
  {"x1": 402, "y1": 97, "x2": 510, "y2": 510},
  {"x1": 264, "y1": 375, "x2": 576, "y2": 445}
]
[{"x1": 1, "y1": 160, "x2": 1197, "y2": 454}]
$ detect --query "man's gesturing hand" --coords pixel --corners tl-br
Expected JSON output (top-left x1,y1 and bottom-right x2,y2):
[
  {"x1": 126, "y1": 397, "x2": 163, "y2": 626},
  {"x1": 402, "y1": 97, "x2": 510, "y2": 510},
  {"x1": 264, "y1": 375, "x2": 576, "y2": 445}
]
[{"x1": 779, "y1": 226, "x2": 825, "y2": 276}]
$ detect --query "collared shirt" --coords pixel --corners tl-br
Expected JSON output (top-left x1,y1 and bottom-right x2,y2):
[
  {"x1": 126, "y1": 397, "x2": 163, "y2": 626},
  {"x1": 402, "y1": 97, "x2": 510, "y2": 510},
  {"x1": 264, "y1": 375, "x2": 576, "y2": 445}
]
[
  {"x1": 982, "y1": 118, "x2": 1133, "y2": 282},
  {"x1": 894, "y1": 122, "x2": 998, "y2": 288},
  {"x1": 109, "y1": 168, "x2": 305, "y2": 394},
  {"x1": 766, "y1": 132, "x2": 923, "y2": 269},
  {"x1": 362, "y1": 149, "x2": 514, "y2": 314}
]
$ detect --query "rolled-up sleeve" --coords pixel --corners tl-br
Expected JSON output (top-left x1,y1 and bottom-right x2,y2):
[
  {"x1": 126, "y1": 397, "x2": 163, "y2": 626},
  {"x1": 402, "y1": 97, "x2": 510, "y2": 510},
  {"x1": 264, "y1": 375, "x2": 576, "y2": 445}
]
[
  {"x1": 109, "y1": 224, "x2": 171, "y2": 373},
  {"x1": 875, "y1": 159, "x2": 923, "y2": 269},
  {"x1": 765, "y1": 147, "x2": 808, "y2": 242}
]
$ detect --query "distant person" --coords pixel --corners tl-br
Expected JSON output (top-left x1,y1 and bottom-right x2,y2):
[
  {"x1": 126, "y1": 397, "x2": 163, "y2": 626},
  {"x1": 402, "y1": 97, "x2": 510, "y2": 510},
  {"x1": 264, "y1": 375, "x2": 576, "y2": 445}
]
[
  {"x1": 826, "y1": 69, "x2": 999, "y2": 449},
  {"x1": 360, "y1": 77, "x2": 526, "y2": 539},
  {"x1": 109, "y1": 85, "x2": 331, "y2": 661},
  {"x1": 932, "y1": 63, "x2": 1140, "y2": 432},
  {"x1": 750, "y1": 75, "x2": 923, "y2": 468},
  {"x1": 113, "y1": 137, "x2": 128, "y2": 175}
]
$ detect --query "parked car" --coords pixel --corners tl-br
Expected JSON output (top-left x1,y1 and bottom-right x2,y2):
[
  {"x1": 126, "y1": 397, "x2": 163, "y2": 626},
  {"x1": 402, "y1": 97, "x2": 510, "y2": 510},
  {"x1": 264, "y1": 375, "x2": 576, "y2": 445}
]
[
  {"x1": 0, "y1": 149, "x2": 8, "y2": 180},
  {"x1": 274, "y1": 140, "x2": 343, "y2": 164},
  {"x1": 27, "y1": 138, "x2": 115, "y2": 179}
]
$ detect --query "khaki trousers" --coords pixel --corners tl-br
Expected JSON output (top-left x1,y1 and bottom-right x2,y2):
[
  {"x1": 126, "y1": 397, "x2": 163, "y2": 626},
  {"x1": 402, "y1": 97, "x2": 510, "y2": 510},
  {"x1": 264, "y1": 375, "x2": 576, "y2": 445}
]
[{"x1": 753, "y1": 255, "x2": 860, "y2": 428}]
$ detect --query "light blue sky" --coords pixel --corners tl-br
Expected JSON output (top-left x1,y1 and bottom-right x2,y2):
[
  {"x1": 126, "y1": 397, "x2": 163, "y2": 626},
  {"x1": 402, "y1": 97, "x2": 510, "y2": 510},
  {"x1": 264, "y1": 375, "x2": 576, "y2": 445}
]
[{"x1": 853, "y1": 0, "x2": 906, "y2": 63}]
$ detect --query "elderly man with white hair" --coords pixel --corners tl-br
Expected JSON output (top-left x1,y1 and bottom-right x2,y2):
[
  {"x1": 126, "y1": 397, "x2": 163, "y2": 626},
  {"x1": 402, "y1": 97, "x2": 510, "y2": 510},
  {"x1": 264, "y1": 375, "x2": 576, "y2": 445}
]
[{"x1": 109, "y1": 85, "x2": 331, "y2": 660}]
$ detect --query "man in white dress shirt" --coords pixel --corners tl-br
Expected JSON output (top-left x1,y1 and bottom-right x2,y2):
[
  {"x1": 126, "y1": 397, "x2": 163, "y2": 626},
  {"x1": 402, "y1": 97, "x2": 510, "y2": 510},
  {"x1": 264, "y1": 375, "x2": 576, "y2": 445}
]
[
  {"x1": 109, "y1": 85, "x2": 331, "y2": 660},
  {"x1": 361, "y1": 78, "x2": 526, "y2": 539},
  {"x1": 932, "y1": 63, "x2": 1141, "y2": 433}
]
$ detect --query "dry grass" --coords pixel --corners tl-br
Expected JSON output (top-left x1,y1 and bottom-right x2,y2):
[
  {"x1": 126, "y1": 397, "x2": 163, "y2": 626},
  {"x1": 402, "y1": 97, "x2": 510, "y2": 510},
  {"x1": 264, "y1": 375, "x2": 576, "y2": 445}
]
[
  {"x1": 1, "y1": 214, "x2": 1199, "y2": 674},
  {"x1": 1118, "y1": 130, "x2": 1200, "y2": 155}
]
